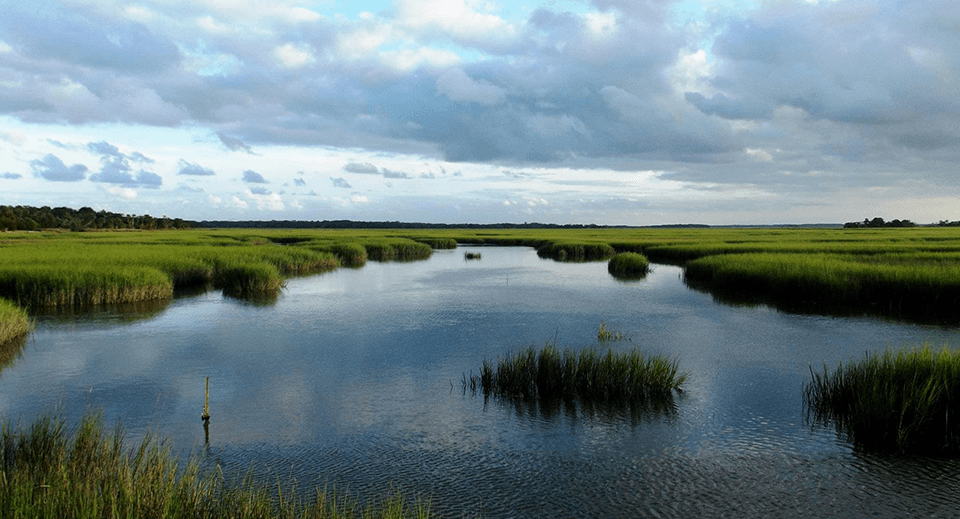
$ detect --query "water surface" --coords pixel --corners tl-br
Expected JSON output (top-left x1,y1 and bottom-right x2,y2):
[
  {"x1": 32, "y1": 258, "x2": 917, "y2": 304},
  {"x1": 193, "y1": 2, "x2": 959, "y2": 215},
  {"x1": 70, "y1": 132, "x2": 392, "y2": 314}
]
[{"x1": 2, "y1": 246, "x2": 960, "y2": 517}]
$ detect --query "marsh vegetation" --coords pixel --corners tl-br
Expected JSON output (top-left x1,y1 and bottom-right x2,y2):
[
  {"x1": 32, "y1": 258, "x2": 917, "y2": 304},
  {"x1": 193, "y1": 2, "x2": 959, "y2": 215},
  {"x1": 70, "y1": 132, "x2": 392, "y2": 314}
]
[
  {"x1": 607, "y1": 252, "x2": 650, "y2": 279},
  {"x1": 465, "y1": 341, "x2": 687, "y2": 404},
  {"x1": 805, "y1": 344, "x2": 960, "y2": 455},
  {"x1": 0, "y1": 413, "x2": 433, "y2": 519}
]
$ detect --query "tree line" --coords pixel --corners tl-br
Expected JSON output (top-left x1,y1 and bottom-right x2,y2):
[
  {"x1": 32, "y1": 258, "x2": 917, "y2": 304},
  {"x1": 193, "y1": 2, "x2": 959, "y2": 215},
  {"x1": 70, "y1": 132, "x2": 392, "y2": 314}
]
[
  {"x1": 0, "y1": 205, "x2": 193, "y2": 232},
  {"x1": 843, "y1": 217, "x2": 916, "y2": 228}
]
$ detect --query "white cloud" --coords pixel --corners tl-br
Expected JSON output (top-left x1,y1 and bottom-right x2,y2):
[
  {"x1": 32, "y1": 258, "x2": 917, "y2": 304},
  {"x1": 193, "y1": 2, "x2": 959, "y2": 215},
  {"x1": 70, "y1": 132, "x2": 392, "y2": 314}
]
[
  {"x1": 106, "y1": 186, "x2": 138, "y2": 200},
  {"x1": 230, "y1": 195, "x2": 248, "y2": 209},
  {"x1": 274, "y1": 43, "x2": 316, "y2": 68}
]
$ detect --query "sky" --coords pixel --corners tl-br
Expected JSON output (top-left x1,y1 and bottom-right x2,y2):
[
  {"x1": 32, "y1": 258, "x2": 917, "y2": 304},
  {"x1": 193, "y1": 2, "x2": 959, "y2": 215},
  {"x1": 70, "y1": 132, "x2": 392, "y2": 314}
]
[{"x1": 0, "y1": 0, "x2": 957, "y2": 225}]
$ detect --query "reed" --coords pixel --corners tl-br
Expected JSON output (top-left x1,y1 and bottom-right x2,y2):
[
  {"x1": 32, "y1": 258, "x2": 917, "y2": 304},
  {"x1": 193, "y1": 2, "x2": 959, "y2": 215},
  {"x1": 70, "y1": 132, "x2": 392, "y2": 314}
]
[
  {"x1": 470, "y1": 343, "x2": 687, "y2": 402},
  {"x1": 411, "y1": 237, "x2": 457, "y2": 250},
  {"x1": 684, "y1": 252, "x2": 960, "y2": 320},
  {"x1": 0, "y1": 412, "x2": 435, "y2": 519},
  {"x1": 536, "y1": 242, "x2": 616, "y2": 262},
  {"x1": 212, "y1": 261, "x2": 285, "y2": 298},
  {"x1": 362, "y1": 239, "x2": 434, "y2": 262},
  {"x1": 0, "y1": 298, "x2": 30, "y2": 345},
  {"x1": 0, "y1": 265, "x2": 174, "y2": 307},
  {"x1": 463, "y1": 252, "x2": 482, "y2": 260},
  {"x1": 596, "y1": 322, "x2": 629, "y2": 342},
  {"x1": 805, "y1": 344, "x2": 960, "y2": 455},
  {"x1": 607, "y1": 252, "x2": 650, "y2": 279}
]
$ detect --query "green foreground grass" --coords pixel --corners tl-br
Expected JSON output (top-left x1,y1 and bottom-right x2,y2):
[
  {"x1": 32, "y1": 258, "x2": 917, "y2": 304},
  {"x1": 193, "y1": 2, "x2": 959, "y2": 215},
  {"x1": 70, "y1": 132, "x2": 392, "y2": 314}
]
[
  {"x1": 0, "y1": 413, "x2": 434, "y2": 519},
  {"x1": 0, "y1": 298, "x2": 30, "y2": 345},
  {"x1": 805, "y1": 344, "x2": 960, "y2": 455}
]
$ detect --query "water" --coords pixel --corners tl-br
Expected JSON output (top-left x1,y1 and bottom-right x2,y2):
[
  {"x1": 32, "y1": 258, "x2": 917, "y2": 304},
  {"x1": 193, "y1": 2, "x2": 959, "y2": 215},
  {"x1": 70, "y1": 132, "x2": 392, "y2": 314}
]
[{"x1": 3, "y1": 246, "x2": 960, "y2": 517}]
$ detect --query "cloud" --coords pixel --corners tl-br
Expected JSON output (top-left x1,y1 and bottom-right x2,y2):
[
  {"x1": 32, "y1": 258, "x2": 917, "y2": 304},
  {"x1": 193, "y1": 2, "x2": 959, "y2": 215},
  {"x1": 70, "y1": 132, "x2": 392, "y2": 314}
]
[
  {"x1": 330, "y1": 177, "x2": 352, "y2": 188},
  {"x1": 178, "y1": 160, "x2": 216, "y2": 176},
  {"x1": 381, "y1": 168, "x2": 410, "y2": 179},
  {"x1": 1, "y1": 173, "x2": 23, "y2": 179},
  {"x1": 249, "y1": 186, "x2": 271, "y2": 195},
  {"x1": 294, "y1": 177, "x2": 306, "y2": 186},
  {"x1": 242, "y1": 170, "x2": 268, "y2": 183},
  {"x1": 217, "y1": 132, "x2": 254, "y2": 153},
  {"x1": 435, "y1": 68, "x2": 506, "y2": 105},
  {"x1": 87, "y1": 141, "x2": 162, "y2": 188},
  {"x1": 344, "y1": 162, "x2": 379, "y2": 174},
  {"x1": 105, "y1": 186, "x2": 138, "y2": 200},
  {"x1": 30, "y1": 154, "x2": 88, "y2": 182}
]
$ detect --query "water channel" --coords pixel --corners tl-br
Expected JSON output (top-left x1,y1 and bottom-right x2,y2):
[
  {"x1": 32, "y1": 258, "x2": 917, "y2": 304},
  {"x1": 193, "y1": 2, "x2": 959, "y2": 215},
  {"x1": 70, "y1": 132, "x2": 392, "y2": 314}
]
[{"x1": 2, "y1": 246, "x2": 960, "y2": 517}]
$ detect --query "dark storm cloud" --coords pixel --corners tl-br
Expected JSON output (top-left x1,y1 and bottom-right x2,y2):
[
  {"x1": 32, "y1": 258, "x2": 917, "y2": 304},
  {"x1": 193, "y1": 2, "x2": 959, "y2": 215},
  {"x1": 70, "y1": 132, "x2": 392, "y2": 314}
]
[{"x1": 30, "y1": 154, "x2": 87, "y2": 182}]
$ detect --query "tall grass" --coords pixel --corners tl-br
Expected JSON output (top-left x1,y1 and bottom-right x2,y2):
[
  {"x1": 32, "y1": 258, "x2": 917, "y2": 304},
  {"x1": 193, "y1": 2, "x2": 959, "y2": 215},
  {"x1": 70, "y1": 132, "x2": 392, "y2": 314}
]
[
  {"x1": 362, "y1": 239, "x2": 433, "y2": 262},
  {"x1": 0, "y1": 298, "x2": 30, "y2": 345},
  {"x1": 684, "y1": 252, "x2": 960, "y2": 321},
  {"x1": 805, "y1": 344, "x2": 960, "y2": 455},
  {"x1": 607, "y1": 252, "x2": 650, "y2": 279},
  {"x1": 0, "y1": 412, "x2": 435, "y2": 519},
  {"x1": 0, "y1": 265, "x2": 174, "y2": 307},
  {"x1": 536, "y1": 242, "x2": 616, "y2": 262},
  {"x1": 469, "y1": 343, "x2": 687, "y2": 402}
]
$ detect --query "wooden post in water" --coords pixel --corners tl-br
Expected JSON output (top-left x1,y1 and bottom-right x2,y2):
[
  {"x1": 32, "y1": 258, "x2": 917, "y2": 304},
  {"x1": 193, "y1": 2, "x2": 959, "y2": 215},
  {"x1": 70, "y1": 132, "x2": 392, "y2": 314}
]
[{"x1": 201, "y1": 377, "x2": 210, "y2": 421}]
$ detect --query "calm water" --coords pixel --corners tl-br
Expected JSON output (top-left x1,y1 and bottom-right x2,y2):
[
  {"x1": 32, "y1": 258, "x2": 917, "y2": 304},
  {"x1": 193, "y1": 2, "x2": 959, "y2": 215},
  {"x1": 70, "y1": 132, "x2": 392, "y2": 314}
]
[{"x1": 3, "y1": 246, "x2": 960, "y2": 517}]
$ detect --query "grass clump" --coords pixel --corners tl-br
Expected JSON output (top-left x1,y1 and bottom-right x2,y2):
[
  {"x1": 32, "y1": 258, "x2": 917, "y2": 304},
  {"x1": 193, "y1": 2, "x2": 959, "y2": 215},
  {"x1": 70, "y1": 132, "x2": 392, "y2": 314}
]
[
  {"x1": 0, "y1": 412, "x2": 435, "y2": 519},
  {"x1": 607, "y1": 252, "x2": 650, "y2": 279},
  {"x1": 0, "y1": 266, "x2": 173, "y2": 307},
  {"x1": 212, "y1": 262, "x2": 285, "y2": 298},
  {"x1": 469, "y1": 343, "x2": 687, "y2": 402},
  {"x1": 463, "y1": 251, "x2": 482, "y2": 260},
  {"x1": 362, "y1": 239, "x2": 433, "y2": 262},
  {"x1": 0, "y1": 298, "x2": 30, "y2": 345},
  {"x1": 536, "y1": 242, "x2": 616, "y2": 262},
  {"x1": 805, "y1": 344, "x2": 960, "y2": 455}
]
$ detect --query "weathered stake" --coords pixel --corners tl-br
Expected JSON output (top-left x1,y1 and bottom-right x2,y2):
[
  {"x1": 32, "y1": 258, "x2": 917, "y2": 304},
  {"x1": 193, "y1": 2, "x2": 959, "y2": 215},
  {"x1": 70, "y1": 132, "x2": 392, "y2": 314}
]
[{"x1": 201, "y1": 376, "x2": 210, "y2": 421}]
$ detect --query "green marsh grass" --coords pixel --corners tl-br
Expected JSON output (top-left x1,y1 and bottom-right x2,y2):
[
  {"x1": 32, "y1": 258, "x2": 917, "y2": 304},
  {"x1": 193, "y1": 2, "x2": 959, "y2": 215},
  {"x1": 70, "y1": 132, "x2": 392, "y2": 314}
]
[
  {"x1": 607, "y1": 252, "x2": 650, "y2": 279},
  {"x1": 684, "y1": 252, "x2": 960, "y2": 321},
  {"x1": 0, "y1": 298, "x2": 30, "y2": 345},
  {"x1": 463, "y1": 251, "x2": 482, "y2": 260},
  {"x1": 469, "y1": 343, "x2": 687, "y2": 402},
  {"x1": 805, "y1": 344, "x2": 960, "y2": 455},
  {"x1": 536, "y1": 241, "x2": 616, "y2": 262},
  {"x1": 0, "y1": 412, "x2": 435, "y2": 519},
  {"x1": 361, "y1": 239, "x2": 433, "y2": 262}
]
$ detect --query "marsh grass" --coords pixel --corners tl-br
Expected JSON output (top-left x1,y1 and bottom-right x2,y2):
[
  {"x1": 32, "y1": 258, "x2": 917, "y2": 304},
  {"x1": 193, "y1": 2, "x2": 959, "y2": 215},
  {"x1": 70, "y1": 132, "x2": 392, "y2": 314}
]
[
  {"x1": 607, "y1": 252, "x2": 650, "y2": 279},
  {"x1": 468, "y1": 343, "x2": 687, "y2": 403},
  {"x1": 0, "y1": 412, "x2": 435, "y2": 519},
  {"x1": 0, "y1": 298, "x2": 30, "y2": 345},
  {"x1": 0, "y1": 265, "x2": 174, "y2": 308},
  {"x1": 684, "y1": 252, "x2": 960, "y2": 321},
  {"x1": 362, "y1": 239, "x2": 433, "y2": 262},
  {"x1": 212, "y1": 261, "x2": 285, "y2": 298},
  {"x1": 463, "y1": 252, "x2": 482, "y2": 260},
  {"x1": 597, "y1": 322, "x2": 629, "y2": 342},
  {"x1": 536, "y1": 242, "x2": 616, "y2": 262},
  {"x1": 805, "y1": 344, "x2": 960, "y2": 455}
]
